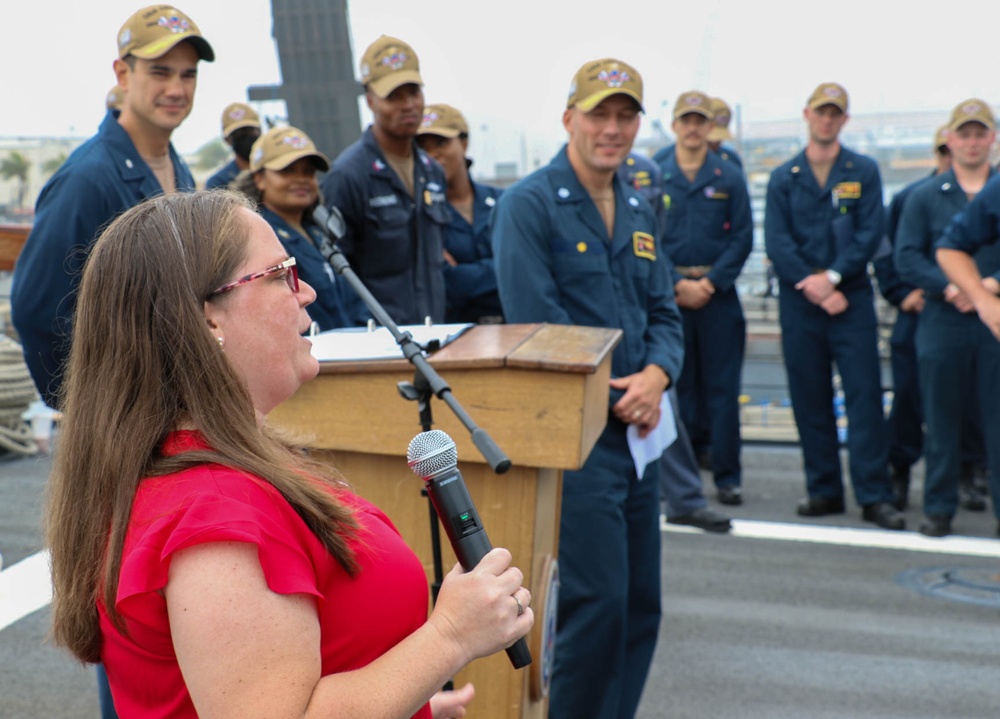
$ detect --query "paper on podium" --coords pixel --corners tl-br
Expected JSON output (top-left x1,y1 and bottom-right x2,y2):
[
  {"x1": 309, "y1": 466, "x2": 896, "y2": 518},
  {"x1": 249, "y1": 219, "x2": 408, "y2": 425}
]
[
  {"x1": 626, "y1": 391, "x2": 677, "y2": 480},
  {"x1": 309, "y1": 323, "x2": 474, "y2": 362}
]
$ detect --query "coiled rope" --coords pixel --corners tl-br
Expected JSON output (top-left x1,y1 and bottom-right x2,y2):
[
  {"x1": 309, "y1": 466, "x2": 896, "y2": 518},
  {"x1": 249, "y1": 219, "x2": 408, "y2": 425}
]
[{"x1": 0, "y1": 334, "x2": 39, "y2": 456}]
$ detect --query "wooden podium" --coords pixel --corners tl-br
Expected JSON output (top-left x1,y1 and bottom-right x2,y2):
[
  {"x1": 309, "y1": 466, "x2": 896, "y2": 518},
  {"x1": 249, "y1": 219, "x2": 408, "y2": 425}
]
[{"x1": 268, "y1": 323, "x2": 621, "y2": 718}]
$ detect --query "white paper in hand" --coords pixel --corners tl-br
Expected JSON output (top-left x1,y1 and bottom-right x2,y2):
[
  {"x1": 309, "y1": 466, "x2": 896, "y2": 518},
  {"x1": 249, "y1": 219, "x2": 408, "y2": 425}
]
[{"x1": 626, "y1": 391, "x2": 677, "y2": 480}]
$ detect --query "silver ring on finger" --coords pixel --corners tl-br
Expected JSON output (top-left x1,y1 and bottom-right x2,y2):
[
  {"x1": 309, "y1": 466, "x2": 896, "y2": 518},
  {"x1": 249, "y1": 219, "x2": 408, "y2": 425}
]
[{"x1": 514, "y1": 594, "x2": 525, "y2": 616}]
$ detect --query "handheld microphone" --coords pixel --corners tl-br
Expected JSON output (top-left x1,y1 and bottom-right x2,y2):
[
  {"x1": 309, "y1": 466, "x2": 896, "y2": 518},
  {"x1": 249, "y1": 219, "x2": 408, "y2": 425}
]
[{"x1": 407, "y1": 429, "x2": 532, "y2": 669}]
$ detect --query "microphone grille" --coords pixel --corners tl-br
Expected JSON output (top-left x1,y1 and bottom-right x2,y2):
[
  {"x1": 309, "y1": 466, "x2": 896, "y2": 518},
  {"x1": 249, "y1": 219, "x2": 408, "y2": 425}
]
[{"x1": 407, "y1": 429, "x2": 458, "y2": 478}]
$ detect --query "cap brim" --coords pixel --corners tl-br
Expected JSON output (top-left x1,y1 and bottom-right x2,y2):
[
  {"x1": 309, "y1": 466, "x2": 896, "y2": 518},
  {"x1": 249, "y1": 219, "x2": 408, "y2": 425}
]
[
  {"x1": 949, "y1": 119, "x2": 995, "y2": 133},
  {"x1": 263, "y1": 151, "x2": 331, "y2": 174},
  {"x1": 673, "y1": 108, "x2": 713, "y2": 121},
  {"x1": 130, "y1": 34, "x2": 215, "y2": 62},
  {"x1": 225, "y1": 120, "x2": 261, "y2": 136},
  {"x1": 808, "y1": 100, "x2": 846, "y2": 112},
  {"x1": 576, "y1": 89, "x2": 644, "y2": 114},
  {"x1": 417, "y1": 126, "x2": 461, "y2": 138},
  {"x1": 368, "y1": 70, "x2": 424, "y2": 99},
  {"x1": 708, "y1": 126, "x2": 733, "y2": 142}
]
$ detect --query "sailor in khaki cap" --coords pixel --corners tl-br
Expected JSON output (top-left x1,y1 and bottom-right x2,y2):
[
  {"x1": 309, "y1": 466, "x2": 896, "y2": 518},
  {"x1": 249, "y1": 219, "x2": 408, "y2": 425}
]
[
  {"x1": 10, "y1": 8, "x2": 214, "y2": 719},
  {"x1": 763, "y1": 83, "x2": 905, "y2": 531},
  {"x1": 493, "y1": 57, "x2": 683, "y2": 719},
  {"x1": 416, "y1": 103, "x2": 505, "y2": 323},
  {"x1": 319, "y1": 35, "x2": 449, "y2": 326},
  {"x1": 875, "y1": 122, "x2": 955, "y2": 514},
  {"x1": 895, "y1": 98, "x2": 998, "y2": 537},
  {"x1": 233, "y1": 125, "x2": 368, "y2": 331},
  {"x1": 105, "y1": 85, "x2": 125, "y2": 111},
  {"x1": 659, "y1": 88, "x2": 753, "y2": 509},
  {"x1": 707, "y1": 96, "x2": 743, "y2": 169},
  {"x1": 205, "y1": 102, "x2": 262, "y2": 189}
]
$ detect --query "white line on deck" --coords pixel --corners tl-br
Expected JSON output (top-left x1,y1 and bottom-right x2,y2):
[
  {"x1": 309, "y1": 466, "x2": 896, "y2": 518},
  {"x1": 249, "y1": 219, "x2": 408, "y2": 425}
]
[
  {"x1": 3, "y1": 523, "x2": 999, "y2": 634},
  {"x1": 0, "y1": 550, "x2": 52, "y2": 633},
  {"x1": 663, "y1": 517, "x2": 1000, "y2": 557}
]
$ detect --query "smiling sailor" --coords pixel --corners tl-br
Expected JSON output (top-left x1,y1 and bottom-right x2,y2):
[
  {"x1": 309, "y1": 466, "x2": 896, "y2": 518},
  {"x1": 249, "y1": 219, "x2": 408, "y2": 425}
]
[{"x1": 492, "y1": 57, "x2": 684, "y2": 719}]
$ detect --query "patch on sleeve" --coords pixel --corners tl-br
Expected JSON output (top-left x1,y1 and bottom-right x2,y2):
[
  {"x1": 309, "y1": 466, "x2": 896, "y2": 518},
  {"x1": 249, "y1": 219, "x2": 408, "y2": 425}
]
[{"x1": 633, "y1": 232, "x2": 656, "y2": 260}]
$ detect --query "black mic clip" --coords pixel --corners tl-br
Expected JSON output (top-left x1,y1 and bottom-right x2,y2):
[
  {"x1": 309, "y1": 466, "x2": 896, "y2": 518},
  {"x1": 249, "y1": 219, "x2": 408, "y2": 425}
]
[
  {"x1": 311, "y1": 205, "x2": 351, "y2": 276},
  {"x1": 312, "y1": 204, "x2": 346, "y2": 242}
]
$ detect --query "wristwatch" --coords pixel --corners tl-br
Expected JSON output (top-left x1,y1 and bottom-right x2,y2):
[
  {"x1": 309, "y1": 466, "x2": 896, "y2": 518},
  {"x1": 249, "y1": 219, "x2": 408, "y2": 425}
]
[{"x1": 825, "y1": 269, "x2": 842, "y2": 286}]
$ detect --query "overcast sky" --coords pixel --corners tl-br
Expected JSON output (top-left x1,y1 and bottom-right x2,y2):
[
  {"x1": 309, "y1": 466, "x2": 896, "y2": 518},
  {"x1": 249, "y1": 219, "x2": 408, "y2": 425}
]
[{"x1": 3, "y1": 0, "x2": 999, "y2": 158}]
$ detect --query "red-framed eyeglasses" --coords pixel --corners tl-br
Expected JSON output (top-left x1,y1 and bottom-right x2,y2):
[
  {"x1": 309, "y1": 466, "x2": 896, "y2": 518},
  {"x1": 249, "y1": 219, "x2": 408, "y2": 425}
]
[{"x1": 209, "y1": 257, "x2": 299, "y2": 297}]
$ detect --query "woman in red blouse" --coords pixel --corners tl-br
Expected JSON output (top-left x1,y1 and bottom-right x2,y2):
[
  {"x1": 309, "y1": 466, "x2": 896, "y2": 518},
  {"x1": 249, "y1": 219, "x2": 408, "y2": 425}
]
[{"x1": 45, "y1": 190, "x2": 532, "y2": 718}]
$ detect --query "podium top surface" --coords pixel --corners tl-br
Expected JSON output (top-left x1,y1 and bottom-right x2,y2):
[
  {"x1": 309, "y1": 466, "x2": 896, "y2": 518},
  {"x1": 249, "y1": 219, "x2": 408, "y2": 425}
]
[
  {"x1": 272, "y1": 323, "x2": 621, "y2": 469},
  {"x1": 317, "y1": 323, "x2": 622, "y2": 375}
]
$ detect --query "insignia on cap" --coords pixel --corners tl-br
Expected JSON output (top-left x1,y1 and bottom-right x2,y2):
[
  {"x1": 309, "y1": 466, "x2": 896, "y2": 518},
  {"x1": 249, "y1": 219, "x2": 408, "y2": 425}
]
[
  {"x1": 963, "y1": 102, "x2": 982, "y2": 114},
  {"x1": 421, "y1": 111, "x2": 440, "y2": 128},
  {"x1": 228, "y1": 109, "x2": 247, "y2": 120},
  {"x1": 281, "y1": 134, "x2": 308, "y2": 149},
  {"x1": 252, "y1": 148, "x2": 264, "y2": 164},
  {"x1": 360, "y1": 63, "x2": 370, "y2": 77},
  {"x1": 824, "y1": 86, "x2": 842, "y2": 99},
  {"x1": 118, "y1": 29, "x2": 132, "y2": 48},
  {"x1": 381, "y1": 51, "x2": 408, "y2": 71},
  {"x1": 598, "y1": 68, "x2": 629, "y2": 88},
  {"x1": 158, "y1": 14, "x2": 191, "y2": 35},
  {"x1": 685, "y1": 94, "x2": 703, "y2": 105},
  {"x1": 716, "y1": 113, "x2": 730, "y2": 124}
]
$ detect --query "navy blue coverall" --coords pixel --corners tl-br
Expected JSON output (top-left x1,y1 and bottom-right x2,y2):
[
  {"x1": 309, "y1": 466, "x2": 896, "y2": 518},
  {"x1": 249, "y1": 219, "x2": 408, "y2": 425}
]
[
  {"x1": 764, "y1": 146, "x2": 894, "y2": 506},
  {"x1": 493, "y1": 146, "x2": 683, "y2": 719},
  {"x1": 11, "y1": 111, "x2": 195, "y2": 407},
  {"x1": 618, "y1": 152, "x2": 713, "y2": 517},
  {"x1": 441, "y1": 180, "x2": 504, "y2": 323},
  {"x1": 875, "y1": 176, "x2": 930, "y2": 474},
  {"x1": 895, "y1": 170, "x2": 994, "y2": 519},
  {"x1": 204, "y1": 158, "x2": 240, "y2": 190},
  {"x1": 927, "y1": 173, "x2": 1000, "y2": 522},
  {"x1": 659, "y1": 148, "x2": 752, "y2": 492},
  {"x1": 320, "y1": 127, "x2": 448, "y2": 325}
]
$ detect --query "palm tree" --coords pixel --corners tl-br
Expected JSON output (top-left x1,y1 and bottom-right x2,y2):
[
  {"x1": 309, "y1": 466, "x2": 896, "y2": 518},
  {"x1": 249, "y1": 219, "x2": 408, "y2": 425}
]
[
  {"x1": 194, "y1": 139, "x2": 230, "y2": 170},
  {"x1": 0, "y1": 152, "x2": 31, "y2": 208}
]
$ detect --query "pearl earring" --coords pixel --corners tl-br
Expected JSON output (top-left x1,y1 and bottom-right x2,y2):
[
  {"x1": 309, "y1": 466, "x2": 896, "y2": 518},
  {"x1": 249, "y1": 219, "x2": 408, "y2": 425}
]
[{"x1": 216, "y1": 336, "x2": 225, "y2": 350}]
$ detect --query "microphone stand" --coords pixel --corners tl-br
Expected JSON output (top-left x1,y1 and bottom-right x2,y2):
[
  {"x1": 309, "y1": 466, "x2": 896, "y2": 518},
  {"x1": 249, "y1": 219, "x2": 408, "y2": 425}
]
[
  {"x1": 398, "y1": 371, "x2": 447, "y2": 606},
  {"x1": 311, "y1": 207, "x2": 513, "y2": 684},
  {"x1": 312, "y1": 207, "x2": 511, "y2": 472}
]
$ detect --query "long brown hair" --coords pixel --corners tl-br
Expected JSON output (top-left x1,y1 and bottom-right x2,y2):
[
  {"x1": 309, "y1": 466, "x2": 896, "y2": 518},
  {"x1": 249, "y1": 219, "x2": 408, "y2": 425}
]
[{"x1": 47, "y1": 190, "x2": 358, "y2": 664}]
